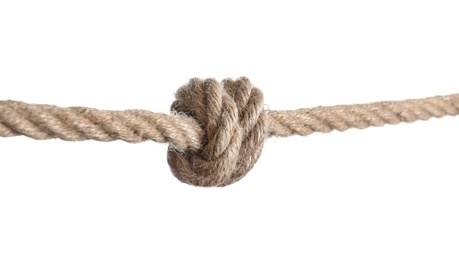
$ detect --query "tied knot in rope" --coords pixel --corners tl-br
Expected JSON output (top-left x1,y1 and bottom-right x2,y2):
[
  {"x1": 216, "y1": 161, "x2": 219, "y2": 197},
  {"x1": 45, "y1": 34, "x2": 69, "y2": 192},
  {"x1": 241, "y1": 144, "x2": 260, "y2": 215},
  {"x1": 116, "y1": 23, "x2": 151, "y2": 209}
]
[
  {"x1": 167, "y1": 77, "x2": 267, "y2": 187},
  {"x1": 1, "y1": 77, "x2": 458, "y2": 187}
]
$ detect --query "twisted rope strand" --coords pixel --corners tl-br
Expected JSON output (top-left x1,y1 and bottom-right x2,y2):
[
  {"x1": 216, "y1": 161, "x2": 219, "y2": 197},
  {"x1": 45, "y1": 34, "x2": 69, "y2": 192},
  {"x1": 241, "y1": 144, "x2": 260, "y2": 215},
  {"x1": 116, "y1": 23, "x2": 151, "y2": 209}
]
[
  {"x1": 3, "y1": 94, "x2": 457, "y2": 145},
  {"x1": 1, "y1": 77, "x2": 458, "y2": 186},
  {"x1": 267, "y1": 93, "x2": 459, "y2": 137},
  {"x1": 0, "y1": 100, "x2": 204, "y2": 151}
]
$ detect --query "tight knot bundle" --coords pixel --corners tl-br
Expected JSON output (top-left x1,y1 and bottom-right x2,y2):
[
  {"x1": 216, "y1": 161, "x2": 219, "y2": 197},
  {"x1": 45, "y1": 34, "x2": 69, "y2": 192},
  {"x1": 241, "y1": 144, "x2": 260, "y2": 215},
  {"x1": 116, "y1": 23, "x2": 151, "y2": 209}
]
[
  {"x1": 168, "y1": 77, "x2": 267, "y2": 186},
  {"x1": 1, "y1": 77, "x2": 458, "y2": 187}
]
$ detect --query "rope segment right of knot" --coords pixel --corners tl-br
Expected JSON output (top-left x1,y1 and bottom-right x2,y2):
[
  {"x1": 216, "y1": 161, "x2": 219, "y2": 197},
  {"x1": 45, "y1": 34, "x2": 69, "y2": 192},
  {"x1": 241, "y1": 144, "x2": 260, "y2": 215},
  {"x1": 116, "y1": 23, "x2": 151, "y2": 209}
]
[{"x1": 167, "y1": 77, "x2": 267, "y2": 187}]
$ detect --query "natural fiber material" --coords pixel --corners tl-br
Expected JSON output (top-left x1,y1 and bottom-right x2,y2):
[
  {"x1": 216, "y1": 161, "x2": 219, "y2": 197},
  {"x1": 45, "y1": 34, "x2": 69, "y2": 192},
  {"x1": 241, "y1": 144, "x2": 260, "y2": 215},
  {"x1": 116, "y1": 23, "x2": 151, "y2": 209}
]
[
  {"x1": 1, "y1": 77, "x2": 458, "y2": 186},
  {"x1": 168, "y1": 78, "x2": 266, "y2": 186}
]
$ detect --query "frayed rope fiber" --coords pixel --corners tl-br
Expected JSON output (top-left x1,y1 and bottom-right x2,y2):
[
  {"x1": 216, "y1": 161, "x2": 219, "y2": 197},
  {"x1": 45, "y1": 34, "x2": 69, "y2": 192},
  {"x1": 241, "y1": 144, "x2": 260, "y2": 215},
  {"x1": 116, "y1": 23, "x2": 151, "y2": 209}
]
[{"x1": 1, "y1": 77, "x2": 458, "y2": 186}]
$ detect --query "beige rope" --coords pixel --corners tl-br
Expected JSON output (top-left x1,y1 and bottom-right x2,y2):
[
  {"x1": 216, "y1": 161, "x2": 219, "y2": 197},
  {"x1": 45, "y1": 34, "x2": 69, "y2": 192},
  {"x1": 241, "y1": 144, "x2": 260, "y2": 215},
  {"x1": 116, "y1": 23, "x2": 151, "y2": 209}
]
[{"x1": 1, "y1": 77, "x2": 458, "y2": 186}]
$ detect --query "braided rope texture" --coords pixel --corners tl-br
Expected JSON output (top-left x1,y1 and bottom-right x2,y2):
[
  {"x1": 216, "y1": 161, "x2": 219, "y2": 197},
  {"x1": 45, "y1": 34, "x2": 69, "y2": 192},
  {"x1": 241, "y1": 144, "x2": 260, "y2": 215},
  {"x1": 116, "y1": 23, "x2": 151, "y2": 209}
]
[{"x1": 1, "y1": 77, "x2": 458, "y2": 186}]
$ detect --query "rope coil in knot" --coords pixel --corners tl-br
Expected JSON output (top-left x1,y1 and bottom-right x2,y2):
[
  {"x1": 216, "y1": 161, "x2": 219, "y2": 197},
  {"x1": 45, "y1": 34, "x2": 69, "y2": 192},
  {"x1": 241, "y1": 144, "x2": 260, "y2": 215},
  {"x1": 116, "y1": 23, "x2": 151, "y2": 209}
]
[{"x1": 167, "y1": 77, "x2": 267, "y2": 187}]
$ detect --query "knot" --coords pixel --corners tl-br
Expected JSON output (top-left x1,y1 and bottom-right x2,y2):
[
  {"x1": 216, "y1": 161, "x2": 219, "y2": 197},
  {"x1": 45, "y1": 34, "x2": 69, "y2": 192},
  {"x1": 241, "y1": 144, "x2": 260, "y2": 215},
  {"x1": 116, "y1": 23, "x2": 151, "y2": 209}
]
[{"x1": 167, "y1": 77, "x2": 267, "y2": 187}]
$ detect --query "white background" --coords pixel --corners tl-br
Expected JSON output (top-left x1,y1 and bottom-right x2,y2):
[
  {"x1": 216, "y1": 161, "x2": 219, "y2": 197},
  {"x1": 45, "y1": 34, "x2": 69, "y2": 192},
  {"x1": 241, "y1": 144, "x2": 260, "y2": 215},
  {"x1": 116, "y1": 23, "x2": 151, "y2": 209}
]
[{"x1": 1, "y1": 1, "x2": 458, "y2": 259}]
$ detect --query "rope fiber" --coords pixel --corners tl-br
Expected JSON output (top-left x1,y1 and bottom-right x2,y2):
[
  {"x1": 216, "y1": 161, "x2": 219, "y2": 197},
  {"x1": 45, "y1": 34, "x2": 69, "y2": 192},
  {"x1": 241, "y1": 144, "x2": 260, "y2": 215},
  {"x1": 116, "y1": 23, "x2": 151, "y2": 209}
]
[{"x1": 1, "y1": 77, "x2": 458, "y2": 186}]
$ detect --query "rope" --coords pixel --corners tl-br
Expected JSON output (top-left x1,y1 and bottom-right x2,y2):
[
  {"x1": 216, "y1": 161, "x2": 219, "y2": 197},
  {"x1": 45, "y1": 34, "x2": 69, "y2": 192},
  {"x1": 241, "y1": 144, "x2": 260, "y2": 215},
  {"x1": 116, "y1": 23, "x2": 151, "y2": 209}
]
[{"x1": 1, "y1": 77, "x2": 458, "y2": 186}]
